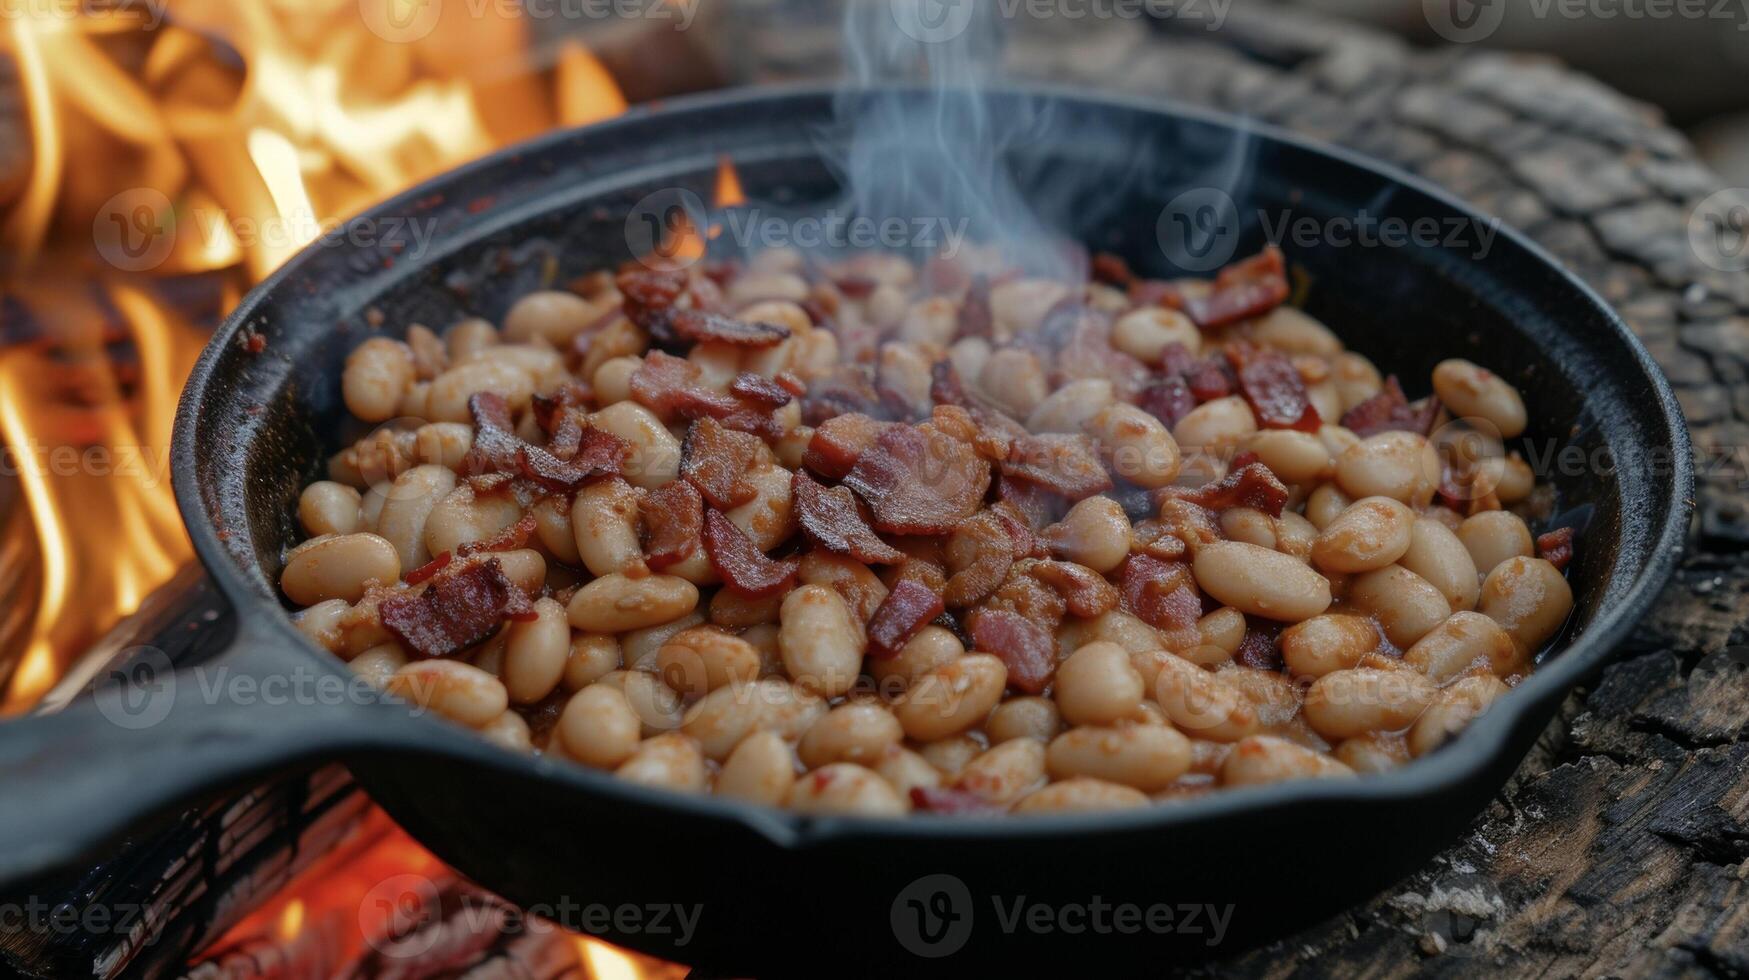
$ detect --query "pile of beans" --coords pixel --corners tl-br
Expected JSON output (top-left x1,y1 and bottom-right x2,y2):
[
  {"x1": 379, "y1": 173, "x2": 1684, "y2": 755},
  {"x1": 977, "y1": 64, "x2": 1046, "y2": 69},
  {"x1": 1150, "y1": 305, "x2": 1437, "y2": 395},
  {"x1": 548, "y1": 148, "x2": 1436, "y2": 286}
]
[{"x1": 285, "y1": 243, "x2": 1575, "y2": 817}]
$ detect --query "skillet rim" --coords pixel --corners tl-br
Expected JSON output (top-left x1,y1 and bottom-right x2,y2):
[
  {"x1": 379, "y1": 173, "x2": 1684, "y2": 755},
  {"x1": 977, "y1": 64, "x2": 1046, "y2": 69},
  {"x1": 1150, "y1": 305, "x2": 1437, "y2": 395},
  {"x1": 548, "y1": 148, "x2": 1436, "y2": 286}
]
[{"x1": 170, "y1": 81, "x2": 1694, "y2": 848}]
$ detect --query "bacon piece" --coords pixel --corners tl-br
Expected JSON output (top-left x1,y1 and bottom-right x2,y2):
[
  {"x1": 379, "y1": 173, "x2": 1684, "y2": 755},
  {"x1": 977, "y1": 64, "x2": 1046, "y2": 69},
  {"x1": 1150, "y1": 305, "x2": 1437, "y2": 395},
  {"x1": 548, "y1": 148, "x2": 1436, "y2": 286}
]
[
  {"x1": 1137, "y1": 375, "x2": 1197, "y2": 430},
  {"x1": 911, "y1": 786, "x2": 1005, "y2": 815},
  {"x1": 702, "y1": 509, "x2": 798, "y2": 598},
  {"x1": 630, "y1": 351, "x2": 783, "y2": 437},
  {"x1": 380, "y1": 558, "x2": 532, "y2": 659},
  {"x1": 1340, "y1": 376, "x2": 1442, "y2": 438},
  {"x1": 1130, "y1": 279, "x2": 1184, "y2": 308},
  {"x1": 1053, "y1": 316, "x2": 1151, "y2": 402},
  {"x1": 639, "y1": 479, "x2": 703, "y2": 570},
  {"x1": 616, "y1": 268, "x2": 687, "y2": 330},
  {"x1": 531, "y1": 383, "x2": 591, "y2": 436},
  {"x1": 996, "y1": 475, "x2": 1067, "y2": 530},
  {"x1": 929, "y1": 360, "x2": 973, "y2": 409},
  {"x1": 456, "y1": 512, "x2": 537, "y2": 557},
  {"x1": 516, "y1": 428, "x2": 627, "y2": 492},
  {"x1": 680, "y1": 417, "x2": 763, "y2": 509},
  {"x1": 1228, "y1": 342, "x2": 1321, "y2": 432},
  {"x1": 792, "y1": 471, "x2": 903, "y2": 564},
  {"x1": 1235, "y1": 619, "x2": 1285, "y2": 671},
  {"x1": 547, "y1": 411, "x2": 584, "y2": 459},
  {"x1": 1120, "y1": 555, "x2": 1203, "y2": 633},
  {"x1": 1185, "y1": 357, "x2": 1235, "y2": 403},
  {"x1": 1158, "y1": 462, "x2": 1289, "y2": 518},
  {"x1": 1091, "y1": 251, "x2": 1135, "y2": 288},
  {"x1": 802, "y1": 413, "x2": 894, "y2": 481},
  {"x1": 730, "y1": 372, "x2": 795, "y2": 408},
  {"x1": 1182, "y1": 246, "x2": 1290, "y2": 328},
  {"x1": 1030, "y1": 560, "x2": 1120, "y2": 618},
  {"x1": 654, "y1": 308, "x2": 790, "y2": 348},
  {"x1": 943, "y1": 512, "x2": 1015, "y2": 609},
  {"x1": 990, "y1": 501, "x2": 1048, "y2": 560},
  {"x1": 404, "y1": 550, "x2": 453, "y2": 585},
  {"x1": 1000, "y1": 433, "x2": 1113, "y2": 501},
  {"x1": 866, "y1": 580, "x2": 946, "y2": 660},
  {"x1": 844, "y1": 425, "x2": 993, "y2": 536},
  {"x1": 956, "y1": 274, "x2": 993, "y2": 340},
  {"x1": 1537, "y1": 526, "x2": 1576, "y2": 572},
  {"x1": 461, "y1": 391, "x2": 521, "y2": 474},
  {"x1": 801, "y1": 367, "x2": 888, "y2": 425},
  {"x1": 968, "y1": 608, "x2": 1056, "y2": 695}
]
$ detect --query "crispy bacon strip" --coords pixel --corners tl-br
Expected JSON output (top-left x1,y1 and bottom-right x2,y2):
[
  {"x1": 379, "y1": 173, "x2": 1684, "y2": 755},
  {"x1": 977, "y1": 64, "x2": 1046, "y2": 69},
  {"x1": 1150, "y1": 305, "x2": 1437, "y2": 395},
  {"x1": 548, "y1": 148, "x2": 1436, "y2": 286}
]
[
  {"x1": 1137, "y1": 375, "x2": 1197, "y2": 430},
  {"x1": 630, "y1": 351, "x2": 783, "y2": 437},
  {"x1": 461, "y1": 391, "x2": 521, "y2": 474},
  {"x1": 1030, "y1": 560, "x2": 1121, "y2": 618},
  {"x1": 639, "y1": 479, "x2": 703, "y2": 570},
  {"x1": 1182, "y1": 246, "x2": 1290, "y2": 328},
  {"x1": 616, "y1": 268, "x2": 687, "y2": 330},
  {"x1": 866, "y1": 580, "x2": 946, "y2": 660},
  {"x1": 380, "y1": 558, "x2": 533, "y2": 659},
  {"x1": 968, "y1": 608, "x2": 1055, "y2": 695},
  {"x1": 1157, "y1": 462, "x2": 1289, "y2": 518},
  {"x1": 516, "y1": 428, "x2": 627, "y2": 492},
  {"x1": 456, "y1": 512, "x2": 537, "y2": 557},
  {"x1": 654, "y1": 308, "x2": 790, "y2": 348},
  {"x1": 680, "y1": 417, "x2": 764, "y2": 509},
  {"x1": 1228, "y1": 342, "x2": 1321, "y2": 432},
  {"x1": 1537, "y1": 526, "x2": 1576, "y2": 572},
  {"x1": 1340, "y1": 376, "x2": 1442, "y2": 438},
  {"x1": 844, "y1": 424, "x2": 993, "y2": 537},
  {"x1": 702, "y1": 509, "x2": 798, "y2": 598},
  {"x1": 1120, "y1": 554, "x2": 1203, "y2": 633},
  {"x1": 792, "y1": 471, "x2": 904, "y2": 564},
  {"x1": 1091, "y1": 251, "x2": 1135, "y2": 288},
  {"x1": 531, "y1": 382, "x2": 591, "y2": 437},
  {"x1": 1000, "y1": 433, "x2": 1113, "y2": 501},
  {"x1": 730, "y1": 372, "x2": 795, "y2": 408},
  {"x1": 956, "y1": 274, "x2": 993, "y2": 340},
  {"x1": 803, "y1": 413, "x2": 895, "y2": 481}
]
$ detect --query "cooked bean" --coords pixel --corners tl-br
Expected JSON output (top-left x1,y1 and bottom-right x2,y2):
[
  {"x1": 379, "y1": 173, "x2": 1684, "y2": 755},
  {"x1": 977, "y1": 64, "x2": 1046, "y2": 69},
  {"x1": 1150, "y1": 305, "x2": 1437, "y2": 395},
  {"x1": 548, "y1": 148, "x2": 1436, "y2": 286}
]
[
  {"x1": 1408, "y1": 674, "x2": 1509, "y2": 757},
  {"x1": 1432, "y1": 359, "x2": 1527, "y2": 438},
  {"x1": 709, "y1": 588, "x2": 783, "y2": 629},
  {"x1": 1220, "y1": 507, "x2": 1276, "y2": 550},
  {"x1": 1399, "y1": 517, "x2": 1481, "y2": 611},
  {"x1": 503, "y1": 597, "x2": 569, "y2": 704},
  {"x1": 895, "y1": 654, "x2": 1007, "y2": 741},
  {"x1": 874, "y1": 746, "x2": 944, "y2": 798},
  {"x1": 657, "y1": 626, "x2": 762, "y2": 698},
  {"x1": 1054, "y1": 641, "x2": 1146, "y2": 726},
  {"x1": 1220, "y1": 734, "x2": 1354, "y2": 786},
  {"x1": 1347, "y1": 565, "x2": 1452, "y2": 647},
  {"x1": 295, "y1": 598, "x2": 351, "y2": 653},
  {"x1": 1331, "y1": 353, "x2": 1383, "y2": 410},
  {"x1": 592, "y1": 355, "x2": 643, "y2": 407},
  {"x1": 616, "y1": 734, "x2": 708, "y2": 792},
  {"x1": 718, "y1": 730, "x2": 797, "y2": 806},
  {"x1": 1061, "y1": 610, "x2": 1170, "y2": 663},
  {"x1": 577, "y1": 316, "x2": 648, "y2": 382},
  {"x1": 1086, "y1": 403, "x2": 1181, "y2": 489},
  {"x1": 1153, "y1": 655, "x2": 1259, "y2": 742},
  {"x1": 779, "y1": 585, "x2": 863, "y2": 697},
  {"x1": 1112, "y1": 307, "x2": 1200, "y2": 364},
  {"x1": 469, "y1": 632, "x2": 508, "y2": 676},
  {"x1": 1456, "y1": 511, "x2": 1534, "y2": 576},
  {"x1": 879, "y1": 343, "x2": 935, "y2": 416},
  {"x1": 785, "y1": 762, "x2": 906, "y2": 816},
  {"x1": 683, "y1": 678, "x2": 789, "y2": 760},
  {"x1": 375, "y1": 464, "x2": 456, "y2": 569},
  {"x1": 1404, "y1": 611, "x2": 1522, "y2": 683},
  {"x1": 620, "y1": 612, "x2": 707, "y2": 672},
  {"x1": 349, "y1": 643, "x2": 407, "y2": 687},
  {"x1": 1280, "y1": 613, "x2": 1379, "y2": 678},
  {"x1": 689, "y1": 342, "x2": 742, "y2": 389},
  {"x1": 1026, "y1": 379, "x2": 1115, "y2": 434},
  {"x1": 567, "y1": 573, "x2": 699, "y2": 632},
  {"x1": 386, "y1": 660, "x2": 507, "y2": 728},
  {"x1": 502, "y1": 290, "x2": 600, "y2": 344},
  {"x1": 979, "y1": 348, "x2": 1049, "y2": 419},
  {"x1": 1014, "y1": 777, "x2": 1149, "y2": 813},
  {"x1": 444, "y1": 317, "x2": 498, "y2": 360},
  {"x1": 986, "y1": 696, "x2": 1061, "y2": 743},
  {"x1": 724, "y1": 464, "x2": 796, "y2": 551},
  {"x1": 1171, "y1": 396, "x2": 1256, "y2": 452},
  {"x1": 571, "y1": 478, "x2": 645, "y2": 576},
  {"x1": 563, "y1": 633, "x2": 622, "y2": 690},
  {"x1": 798, "y1": 703, "x2": 904, "y2": 768},
  {"x1": 728, "y1": 271, "x2": 808, "y2": 307},
  {"x1": 870, "y1": 625, "x2": 963, "y2": 689},
  {"x1": 590, "y1": 401, "x2": 681, "y2": 490},
  {"x1": 281, "y1": 533, "x2": 401, "y2": 605},
  {"x1": 412, "y1": 422, "x2": 472, "y2": 470},
  {"x1": 1334, "y1": 733, "x2": 1408, "y2": 773},
  {"x1": 529, "y1": 495, "x2": 582, "y2": 565},
  {"x1": 1244, "y1": 430, "x2": 1331, "y2": 486},
  {"x1": 1334, "y1": 431, "x2": 1439, "y2": 506},
  {"x1": 1219, "y1": 666, "x2": 1304, "y2": 727},
  {"x1": 423, "y1": 485, "x2": 523, "y2": 557},
  {"x1": 1312, "y1": 496, "x2": 1414, "y2": 574},
  {"x1": 559, "y1": 684, "x2": 642, "y2": 768},
  {"x1": 1479, "y1": 557, "x2": 1573, "y2": 654},
  {"x1": 1188, "y1": 607, "x2": 1247, "y2": 666},
  {"x1": 1193, "y1": 541, "x2": 1332, "y2": 622},
  {"x1": 1251, "y1": 307, "x2": 1342, "y2": 355},
  {"x1": 990, "y1": 278, "x2": 1070, "y2": 338},
  {"x1": 917, "y1": 733, "x2": 986, "y2": 777},
  {"x1": 1274, "y1": 511, "x2": 1317, "y2": 562},
  {"x1": 343, "y1": 338, "x2": 415, "y2": 423},
  {"x1": 426, "y1": 360, "x2": 534, "y2": 424},
  {"x1": 1303, "y1": 667, "x2": 1437, "y2": 740},
  {"x1": 1496, "y1": 453, "x2": 1534, "y2": 503},
  {"x1": 738, "y1": 299, "x2": 814, "y2": 338},
  {"x1": 959, "y1": 738, "x2": 1047, "y2": 804},
  {"x1": 600, "y1": 669, "x2": 686, "y2": 736},
  {"x1": 1040, "y1": 496, "x2": 1132, "y2": 574},
  {"x1": 493, "y1": 549, "x2": 546, "y2": 595},
  {"x1": 1304, "y1": 482, "x2": 1352, "y2": 531},
  {"x1": 479, "y1": 711, "x2": 533, "y2": 753},
  {"x1": 1046, "y1": 724, "x2": 1191, "y2": 791},
  {"x1": 298, "y1": 481, "x2": 363, "y2": 537}
]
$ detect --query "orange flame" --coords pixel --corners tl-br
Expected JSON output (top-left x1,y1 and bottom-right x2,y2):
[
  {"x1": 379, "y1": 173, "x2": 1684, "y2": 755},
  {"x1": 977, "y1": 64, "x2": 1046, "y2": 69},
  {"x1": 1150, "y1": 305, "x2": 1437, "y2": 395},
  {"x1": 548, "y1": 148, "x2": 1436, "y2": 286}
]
[{"x1": 715, "y1": 155, "x2": 746, "y2": 209}]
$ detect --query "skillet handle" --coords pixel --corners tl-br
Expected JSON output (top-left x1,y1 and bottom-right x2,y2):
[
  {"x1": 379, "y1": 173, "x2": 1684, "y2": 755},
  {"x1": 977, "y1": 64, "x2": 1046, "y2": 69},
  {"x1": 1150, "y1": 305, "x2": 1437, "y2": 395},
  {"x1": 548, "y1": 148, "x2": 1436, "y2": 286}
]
[{"x1": 0, "y1": 615, "x2": 400, "y2": 887}]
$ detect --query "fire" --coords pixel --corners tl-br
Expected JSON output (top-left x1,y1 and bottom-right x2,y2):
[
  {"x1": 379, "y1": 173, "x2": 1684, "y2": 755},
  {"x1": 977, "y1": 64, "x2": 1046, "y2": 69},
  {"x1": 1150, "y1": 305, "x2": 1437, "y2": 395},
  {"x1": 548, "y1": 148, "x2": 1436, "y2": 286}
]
[
  {"x1": 715, "y1": 154, "x2": 747, "y2": 209},
  {"x1": 0, "y1": 3, "x2": 673, "y2": 975}
]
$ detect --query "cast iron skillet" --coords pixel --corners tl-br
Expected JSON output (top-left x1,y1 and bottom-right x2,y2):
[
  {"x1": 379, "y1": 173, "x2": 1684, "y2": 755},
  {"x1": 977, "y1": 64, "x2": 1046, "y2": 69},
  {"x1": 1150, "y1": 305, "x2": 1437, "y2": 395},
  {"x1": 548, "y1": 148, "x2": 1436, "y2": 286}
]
[{"x1": 0, "y1": 85, "x2": 1691, "y2": 974}]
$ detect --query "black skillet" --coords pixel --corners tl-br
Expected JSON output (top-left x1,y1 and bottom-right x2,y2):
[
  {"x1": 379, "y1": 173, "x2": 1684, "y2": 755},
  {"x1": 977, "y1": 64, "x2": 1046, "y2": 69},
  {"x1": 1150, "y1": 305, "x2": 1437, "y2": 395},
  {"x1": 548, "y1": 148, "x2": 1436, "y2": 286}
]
[{"x1": 0, "y1": 86, "x2": 1692, "y2": 975}]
